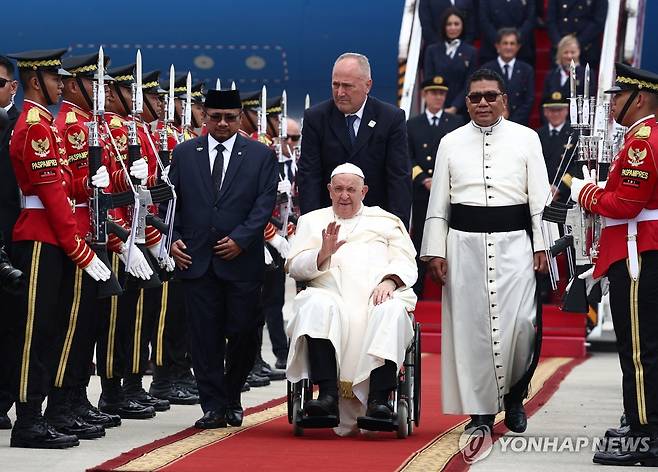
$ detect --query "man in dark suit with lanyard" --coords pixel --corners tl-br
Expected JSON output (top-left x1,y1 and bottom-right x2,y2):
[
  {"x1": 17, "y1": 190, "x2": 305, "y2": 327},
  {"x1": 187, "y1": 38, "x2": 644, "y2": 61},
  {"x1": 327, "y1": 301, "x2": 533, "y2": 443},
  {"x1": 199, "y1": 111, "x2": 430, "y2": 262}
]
[
  {"x1": 407, "y1": 76, "x2": 463, "y2": 298},
  {"x1": 0, "y1": 55, "x2": 20, "y2": 431},
  {"x1": 167, "y1": 89, "x2": 277, "y2": 429},
  {"x1": 297, "y1": 52, "x2": 412, "y2": 226}
]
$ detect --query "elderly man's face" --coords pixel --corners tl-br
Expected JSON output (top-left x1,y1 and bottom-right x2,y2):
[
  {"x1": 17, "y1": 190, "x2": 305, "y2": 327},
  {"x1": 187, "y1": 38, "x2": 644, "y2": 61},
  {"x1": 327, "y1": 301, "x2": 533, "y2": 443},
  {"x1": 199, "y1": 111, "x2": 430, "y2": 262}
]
[
  {"x1": 328, "y1": 173, "x2": 368, "y2": 219},
  {"x1": 331, "y1": 58, "x2": 372, "y2": 114}
]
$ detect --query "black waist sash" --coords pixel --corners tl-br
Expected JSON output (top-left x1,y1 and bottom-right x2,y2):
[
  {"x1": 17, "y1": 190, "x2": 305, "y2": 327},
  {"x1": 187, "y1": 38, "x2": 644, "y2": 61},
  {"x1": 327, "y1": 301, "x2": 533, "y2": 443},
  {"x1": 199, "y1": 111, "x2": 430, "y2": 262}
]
[{"x1": 449, "y1": 203, "x2": 531, "y2": 233}]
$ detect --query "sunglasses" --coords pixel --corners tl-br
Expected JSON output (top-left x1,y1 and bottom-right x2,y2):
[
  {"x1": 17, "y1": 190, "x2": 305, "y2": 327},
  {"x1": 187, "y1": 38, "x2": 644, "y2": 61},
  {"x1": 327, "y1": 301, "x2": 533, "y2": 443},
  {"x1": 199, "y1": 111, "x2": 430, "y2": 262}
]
[
  {"x1": 0, "y1": 78, "x2": 14, "y2": 88},
  {"x1": 467, "y1": 92, "x2": 503, "y2": 103},
  {"x1": 206, "y1": 112, "x2": 241, "y2": 123},
  {"x1": 286, "y1": 134, "x2": 301, "y2": 142}
]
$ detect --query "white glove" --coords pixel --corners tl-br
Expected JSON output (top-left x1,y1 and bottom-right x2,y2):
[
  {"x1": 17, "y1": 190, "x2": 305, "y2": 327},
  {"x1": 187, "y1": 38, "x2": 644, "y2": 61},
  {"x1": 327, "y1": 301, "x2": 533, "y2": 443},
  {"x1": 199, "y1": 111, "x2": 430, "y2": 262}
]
[
  {"x1": 578, "y1": 266, "x2": 609, "y2": 296},
  {"x1": 268, "y1": 234, "x2": 290, "y2": 258},
  {"x1": 277, "y1": 179, "x2": 292, "y2": 194},
  {"x1": 118, "y1": 243, "x2": 153, "y2": 280},
  {"x1": 148, "y1": 242, "x2": 175, "y2": 272},
  {"x1": 264, "y1": 245, "x2": 273, "y2": 265},
  {"x1": 570, "y1": 165, "x2": 597, "y2": 203},
  {"x1": 84, "y1": 255, "x2": 112, "y2": 281},
  {"x1": 161, "y1": 165, "x2": 170, "y2": 181},
  {"x1": 91, "y1": 165, "x2": 110, "y2": 189},
  {"x1": 129, "y1": 158, "x2": 149, "y2": 181}
]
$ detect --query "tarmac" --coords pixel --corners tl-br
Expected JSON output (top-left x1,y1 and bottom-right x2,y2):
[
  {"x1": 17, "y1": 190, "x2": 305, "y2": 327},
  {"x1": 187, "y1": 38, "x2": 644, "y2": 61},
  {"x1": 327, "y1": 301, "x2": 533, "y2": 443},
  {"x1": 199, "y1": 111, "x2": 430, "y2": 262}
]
[{"x1": 0, "y1": 279, "x2": 646, "y2": 471}]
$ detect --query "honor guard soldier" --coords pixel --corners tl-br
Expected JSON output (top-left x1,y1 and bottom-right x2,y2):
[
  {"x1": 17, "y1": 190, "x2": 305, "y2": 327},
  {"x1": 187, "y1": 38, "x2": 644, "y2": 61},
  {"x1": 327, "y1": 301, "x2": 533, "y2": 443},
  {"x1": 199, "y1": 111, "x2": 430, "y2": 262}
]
[
  {"x1": 239, "y1": 89, "x2": 262, "y2": 138},
  {"x1": 569, "y1": 63, "x2": 658, "y2": 466},
  {"x1": 189, "y1": 81, "x2": 206, "y2": 136},
  {"x1": 6, "y1": 49, "x2": 112, "y2": 448},
  {"x1": 407, "y1": 76, "x2": 463, "y2": 298}
]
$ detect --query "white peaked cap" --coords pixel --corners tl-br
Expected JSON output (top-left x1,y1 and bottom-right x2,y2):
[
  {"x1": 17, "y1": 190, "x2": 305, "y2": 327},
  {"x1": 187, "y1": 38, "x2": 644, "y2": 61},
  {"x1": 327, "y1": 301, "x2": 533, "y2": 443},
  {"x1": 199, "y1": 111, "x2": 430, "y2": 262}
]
[{"x1": 331, "y1": 163, "x2": 365, "y2": 179}]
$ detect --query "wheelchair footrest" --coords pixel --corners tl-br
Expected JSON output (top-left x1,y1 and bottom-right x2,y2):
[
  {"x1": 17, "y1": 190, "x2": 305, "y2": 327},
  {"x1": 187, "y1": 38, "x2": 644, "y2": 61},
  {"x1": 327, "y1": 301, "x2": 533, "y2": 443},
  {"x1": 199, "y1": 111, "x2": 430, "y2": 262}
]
[
  {"x1": 296, "y1": 414, "x2": 339, "y2": 429},
  {"x1": 357, "y1": 415, "x2": 399, "y2": 432}
]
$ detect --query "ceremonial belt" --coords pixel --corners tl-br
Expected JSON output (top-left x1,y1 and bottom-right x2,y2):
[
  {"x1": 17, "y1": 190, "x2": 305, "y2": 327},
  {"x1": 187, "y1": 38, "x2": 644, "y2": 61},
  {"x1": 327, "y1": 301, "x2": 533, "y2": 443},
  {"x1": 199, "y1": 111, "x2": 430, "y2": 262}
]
[
  {"x1": 603, "y1": 208, "x2": 658, "y2": 280},
  {"x1": 22, "y1": 195, "x2": 88, "y2": 211},
  {"x1": 449, "y1": 203, "x2": 531, "y2": 233}
]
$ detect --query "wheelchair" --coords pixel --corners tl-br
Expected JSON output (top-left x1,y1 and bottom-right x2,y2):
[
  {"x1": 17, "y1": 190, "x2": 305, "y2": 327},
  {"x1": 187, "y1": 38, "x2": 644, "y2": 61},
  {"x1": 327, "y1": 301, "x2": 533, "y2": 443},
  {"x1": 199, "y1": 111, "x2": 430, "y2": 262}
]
[{"x1": 286, "y1": 315, "x2": 422, "y2": 438}]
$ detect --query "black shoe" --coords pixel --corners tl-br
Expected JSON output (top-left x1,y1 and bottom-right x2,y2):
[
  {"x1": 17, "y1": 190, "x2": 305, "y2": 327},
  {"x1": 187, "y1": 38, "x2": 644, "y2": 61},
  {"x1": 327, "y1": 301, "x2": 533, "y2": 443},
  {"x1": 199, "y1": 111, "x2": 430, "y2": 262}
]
[
  {"x1": 194, "y1": 410, "x2": 227, "y2": 429},
  {"x1": 126, "y1": 390, "x2": 170, "y2": 412},
  {"x1": 99, "y1": 396, "x2": 156, "y2": 419},
  {"x1": 256, "y1": 359, "x2": 286, "y2": 381},
  {"x1": 246, "y1": 371, "x2": 270, "y2": 388},
  {"x1": 72, "y1": 389, "x2": 121, "y2": 428},
  {"x1": 606, "y1": 424, "x2": 631, "y2": 438},
  {"x1": 150, "y1": 379, "x2": 199, "y2": 405},
  {"x1": 46, "y1": 415, "x2": 105, "y2": 440},
  {"x1": 11, "y1": 417, "x2": 79, "y2": 449},
  {"x1": 274, "y1": 356, "x2": 287, "y2": 370},
  {"x1": 465, "y1": 414, "x2": 495, "y2": 432},
  {"x1": 241, "y1": 382, "x2": 251, "y2": 392},
  {"x1": 177, "y1": 370, "x2": 199, "y2": 396},
  {"x1": 365, "y1": 400, "x2": 394, "y2": 420},
  {"x1": 504, "y1": 401, "x2": 527, "y2": 433},
  {"x1": 304, "y1": 394, "x2": 338, "y2": 417},
  {"x1": 593, "y1": 435, "x2": 658, "y2": 466},
  {"x1": 0, "y1": 413, "x2": 12, "y2": 430},
  {"x1": 226, "y1": 405, "x2": 244, "y2": 427}
]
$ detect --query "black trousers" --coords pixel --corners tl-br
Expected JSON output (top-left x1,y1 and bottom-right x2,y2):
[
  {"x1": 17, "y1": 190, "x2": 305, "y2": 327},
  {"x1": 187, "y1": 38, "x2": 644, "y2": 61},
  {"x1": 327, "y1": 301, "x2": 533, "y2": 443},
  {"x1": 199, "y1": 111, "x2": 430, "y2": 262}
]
[
  {"x1": 259, "y1": 254, "x2": 288, "y2": 359},
  {"x1": 183, "y1": 270, "x2": 263, "y2": 412},
  {"x1": 608, "y1": 251, "x2": 658, "y2": 433},
  {"x1": 96, "y1": 252, "x2": 127, "y2": 380},
  {"x1": 411, "y1": 198, "x2": 428, "y2": 298},
  {"x1": 151, "y1": 279, "x2": 190, "y2": 376},
  {"x1": 0, "y1": 290, "x2": 14, "y2": 413},
  {"x1": 7, "y1": 242, "x2": 71, "y2": 403}
]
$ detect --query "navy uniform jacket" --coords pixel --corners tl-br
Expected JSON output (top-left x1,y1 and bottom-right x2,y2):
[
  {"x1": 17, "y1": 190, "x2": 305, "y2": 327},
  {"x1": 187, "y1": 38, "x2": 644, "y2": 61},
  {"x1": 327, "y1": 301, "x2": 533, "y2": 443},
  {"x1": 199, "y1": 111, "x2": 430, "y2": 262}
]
[
  {"x1": 481, "y1": 59, "x2": 535, "y2": 126},
  {"x1": 537, "y1": 122, "x2": 574, "y2": 201},
  {"x1": 546, "y1": 0, "x2": 607, "y2": 65},
  {"x1": 0, "y1": 104, "x2": 20, "y2": 243},
  {"x1": 419, "y1": 0, "x2": 477, "y2": 44},
  {"x1": 541, "y1": 64, "x2": 596, "y2": 107},
  {"x1": 423, "y1": 41, "x2": 478, "y2": 113},
  {"x1": 168, "y1": 132, "x2": 277, "y2": 281},
  {"x1": 297, "y1": 96, "x2": 411, "y2": 225},
  {"x1": 479, "y1": 0, "x2": 536, "y2": 65}
]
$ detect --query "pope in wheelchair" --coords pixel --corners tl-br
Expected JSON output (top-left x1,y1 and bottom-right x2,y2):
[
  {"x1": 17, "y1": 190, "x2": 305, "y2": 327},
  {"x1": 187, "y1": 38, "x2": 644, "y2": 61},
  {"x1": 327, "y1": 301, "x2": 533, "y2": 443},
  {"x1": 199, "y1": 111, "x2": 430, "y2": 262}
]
[{"x1": 285, "y1": 163, "x2": 418, "y2": 437}]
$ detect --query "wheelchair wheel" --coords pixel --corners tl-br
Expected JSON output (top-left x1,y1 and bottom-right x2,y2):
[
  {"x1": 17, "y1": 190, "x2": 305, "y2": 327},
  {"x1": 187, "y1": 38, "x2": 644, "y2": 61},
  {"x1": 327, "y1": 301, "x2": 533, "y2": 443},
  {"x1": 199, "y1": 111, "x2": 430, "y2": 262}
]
[
  {"x1": 292, "y1": 396, "x2": 304, "y2": 436},
  {"x1": 396, "y1": 399, "x2": 409, "y2": 439},
  {"x1": 413, "y1": 322, "x2": 421, "y2": 427}
]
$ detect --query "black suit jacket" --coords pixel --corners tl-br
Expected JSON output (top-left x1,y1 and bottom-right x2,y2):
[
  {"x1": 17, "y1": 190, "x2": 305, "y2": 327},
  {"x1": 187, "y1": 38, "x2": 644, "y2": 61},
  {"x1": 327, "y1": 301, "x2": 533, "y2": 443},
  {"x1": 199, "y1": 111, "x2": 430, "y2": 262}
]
[
  {"x1": 297, "y1": 96, "x2": 412, "y2": 225},
  {"x1": 479, "y1": 0, "x2": 536, "y2": 65},
  {"x1": 407, "y1": 111, "x2": 463, "y2": 202},
  {"x1": 167, "y1": 133, "x2": 277, "y2": 281},
  {"x1": 547, "y1": 0, "x2": 607, "y2": 64},
  {"x1": 481, "y1": 59, "x2": 535, "y2": 126},
  {"x1": 0, "y1": 104, "x2": 20, "y2": 244}
]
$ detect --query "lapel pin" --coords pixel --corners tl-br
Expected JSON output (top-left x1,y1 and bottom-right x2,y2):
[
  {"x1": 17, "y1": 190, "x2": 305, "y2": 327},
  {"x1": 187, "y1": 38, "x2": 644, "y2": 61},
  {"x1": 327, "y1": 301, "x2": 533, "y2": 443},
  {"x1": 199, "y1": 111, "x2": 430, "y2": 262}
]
[
  {"x1": 196, "y1": 146, "x2": 203, "y2": 151},
  {"x1": 368, "y1": 120, "x2": 376, "y2": 128},
  {"x1": 238, "y1": 151, "x2": 242, "y2": 156}
]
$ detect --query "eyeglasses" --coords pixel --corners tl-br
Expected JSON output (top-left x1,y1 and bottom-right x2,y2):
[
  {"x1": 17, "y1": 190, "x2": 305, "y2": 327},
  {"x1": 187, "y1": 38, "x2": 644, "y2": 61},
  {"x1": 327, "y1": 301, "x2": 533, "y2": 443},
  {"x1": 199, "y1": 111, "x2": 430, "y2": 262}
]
[
  {"x1": 0, "y1": 78, "x2": 14, "y2": 88},
  {"x1": 467, "y1": 92, "x2": 503, "y2": 104},
  {"x1": 286, "y1": 134, "x2": 301, "y2": 142},
  {"x1": 206, "y1": 112, "x2": 241, "y2": 123}
]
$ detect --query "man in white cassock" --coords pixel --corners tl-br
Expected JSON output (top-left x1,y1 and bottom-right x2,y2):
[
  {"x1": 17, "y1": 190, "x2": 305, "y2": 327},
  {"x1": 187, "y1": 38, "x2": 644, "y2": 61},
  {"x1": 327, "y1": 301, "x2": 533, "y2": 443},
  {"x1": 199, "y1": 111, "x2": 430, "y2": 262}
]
[
  {"x1": 285, "y1": 163, "x2": 417, "y2": 436},
  {"x1": 420, "y1": 69, "x2": 551, "y2": 434}
]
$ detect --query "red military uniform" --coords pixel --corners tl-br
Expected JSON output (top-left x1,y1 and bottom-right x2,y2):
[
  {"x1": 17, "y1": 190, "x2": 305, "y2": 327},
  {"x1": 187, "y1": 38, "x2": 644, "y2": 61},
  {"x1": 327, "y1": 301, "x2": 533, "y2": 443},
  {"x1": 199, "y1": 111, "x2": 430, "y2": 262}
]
[
  {"x1": 579, "y1": 115, "x2": 658, "y2": 278},
  {"x1": 10, "y1": 100, "x2": 95, "y2": 269}
]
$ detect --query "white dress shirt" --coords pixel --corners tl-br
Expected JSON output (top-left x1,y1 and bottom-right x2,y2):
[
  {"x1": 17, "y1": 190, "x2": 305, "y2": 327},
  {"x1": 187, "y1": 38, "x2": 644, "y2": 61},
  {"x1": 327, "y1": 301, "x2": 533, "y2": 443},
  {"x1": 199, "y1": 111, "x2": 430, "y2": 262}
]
[
  {"x1": 497, "y1": 57, "x2": 516, "y2": 80},
  {"x1": 549, "y1": 122, "x2": 566, "y2": 135},
  {"x1": 425, "y1": 109, "x2": 443, "y2": 126},
  {"x1": 345, "y1": 97, "x2": 368, "y2": 137},
  {"x1": 207, "y1": 132, "x2": 237, "y2": 187}
]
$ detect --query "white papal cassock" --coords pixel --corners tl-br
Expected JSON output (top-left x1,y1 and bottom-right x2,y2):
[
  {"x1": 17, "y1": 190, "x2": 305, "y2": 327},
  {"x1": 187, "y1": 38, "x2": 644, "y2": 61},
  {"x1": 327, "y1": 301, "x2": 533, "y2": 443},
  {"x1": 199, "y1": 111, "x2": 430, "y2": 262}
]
[
  {"x1": 285, "y1": 205, "x2": 417, "y2": 434},
  {"x1": 420, "y1": 118, "x2": 551, "y2": 415}
]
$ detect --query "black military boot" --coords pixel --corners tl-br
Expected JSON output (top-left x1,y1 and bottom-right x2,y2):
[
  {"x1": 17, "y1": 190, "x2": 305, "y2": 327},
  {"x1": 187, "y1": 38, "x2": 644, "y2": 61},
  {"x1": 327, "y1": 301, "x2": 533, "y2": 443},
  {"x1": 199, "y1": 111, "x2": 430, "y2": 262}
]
[
  {"x1": 71, "y1": 387, "x2": 121, "y2": 428},
  {"x1": 254, "y1": 354, "x2": 286, "y2": 381},
  {"x1": 593, "y1": 431, "x2": 658, "y2": 466},
  {"x1": 45, "y1": 388, "x2": 105, "y2": 439},
  {"x1": 150, "y1": 367, "x2": 199, "y2": 405},
  {"x1": 11, "y1": 398, "x2": 79, "y2": 449},
  {"x1": 177, "y1": 369, "x2": 199, "y2": 396},
  {"x1": 123, "y1": 374, "x2": 170, "y2": 411},
  {"x1": 99, "y1": 377, "x2": 155, "y2": 419}
]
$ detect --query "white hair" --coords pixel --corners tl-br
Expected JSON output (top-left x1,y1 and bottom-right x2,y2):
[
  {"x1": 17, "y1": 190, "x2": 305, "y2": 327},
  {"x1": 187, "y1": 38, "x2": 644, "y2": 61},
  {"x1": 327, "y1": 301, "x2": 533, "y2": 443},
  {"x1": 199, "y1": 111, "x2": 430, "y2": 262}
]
[{"x1": 333, "y1": 52, "x2": 371, "y2": 80}]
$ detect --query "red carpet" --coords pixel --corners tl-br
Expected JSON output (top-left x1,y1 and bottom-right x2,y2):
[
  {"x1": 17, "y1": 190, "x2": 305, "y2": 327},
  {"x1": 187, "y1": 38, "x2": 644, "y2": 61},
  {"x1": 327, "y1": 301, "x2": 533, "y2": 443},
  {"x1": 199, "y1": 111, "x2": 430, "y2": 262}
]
[{"x1": 89, "y1": 354, "x2": 584, "y2": 472}]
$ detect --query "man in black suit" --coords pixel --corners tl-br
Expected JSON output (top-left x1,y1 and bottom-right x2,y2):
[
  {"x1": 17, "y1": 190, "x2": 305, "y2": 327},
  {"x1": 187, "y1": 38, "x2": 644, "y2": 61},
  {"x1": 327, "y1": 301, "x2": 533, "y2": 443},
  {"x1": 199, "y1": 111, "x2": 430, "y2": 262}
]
[
  {"x1": 0, "y1": 55, "x2": 20, "y2": 431},
  {"x1": 297, "y1": 52, "x2": 412, "y2": 226},
  {"x1": 168, "y1": 89, "x2": 277, "y2": 429},
  {"x1": 480, "y1": 28, "x2": 535, "y2": 126},
  {"x1": 536, "y1": 91, "x2": 573, "y2": 203},
  {"x1": 407, "y1": 76, "x2": 463, "y2": 298}
]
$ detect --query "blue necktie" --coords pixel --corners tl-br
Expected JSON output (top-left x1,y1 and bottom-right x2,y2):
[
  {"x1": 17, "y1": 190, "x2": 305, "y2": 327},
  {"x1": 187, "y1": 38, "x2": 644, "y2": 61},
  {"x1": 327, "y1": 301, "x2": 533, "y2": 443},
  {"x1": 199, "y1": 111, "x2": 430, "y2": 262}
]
[{"x1": 346, "y1": 114, "x2": 357, "y2": 145}]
